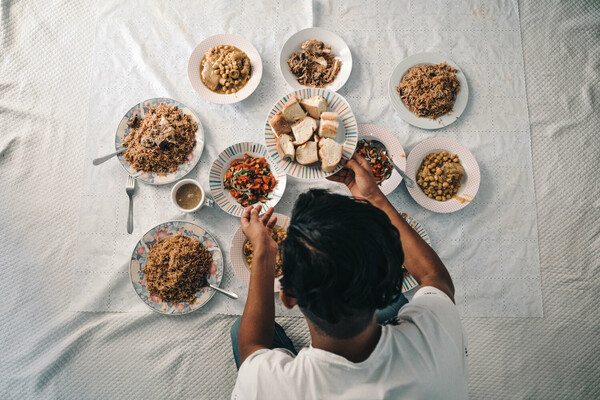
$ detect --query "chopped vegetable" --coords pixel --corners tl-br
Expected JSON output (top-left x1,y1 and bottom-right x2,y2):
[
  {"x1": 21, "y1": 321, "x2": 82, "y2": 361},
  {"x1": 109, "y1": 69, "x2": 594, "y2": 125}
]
[
  {"x1": 356, "y1": 140, "x2": 393, "y2": 184},
  {"x1": 223, "y1": 154, "x2": 277, "y2": 207}
]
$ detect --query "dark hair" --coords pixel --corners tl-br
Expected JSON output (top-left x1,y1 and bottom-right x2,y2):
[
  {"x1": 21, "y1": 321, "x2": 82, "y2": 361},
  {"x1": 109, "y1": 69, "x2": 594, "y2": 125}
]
[{"x1": 280, "y1": 189, "x2": 405, "y2": 339}]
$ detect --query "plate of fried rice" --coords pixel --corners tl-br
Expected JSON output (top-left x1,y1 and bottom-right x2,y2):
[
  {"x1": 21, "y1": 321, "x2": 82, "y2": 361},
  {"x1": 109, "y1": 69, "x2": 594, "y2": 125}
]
[
  {"x1": 129, "y1": 220, "x2": 223, "y2": 314},
  {"x1": 115, "y1": 98, "x2": 204, "y2": 185}
]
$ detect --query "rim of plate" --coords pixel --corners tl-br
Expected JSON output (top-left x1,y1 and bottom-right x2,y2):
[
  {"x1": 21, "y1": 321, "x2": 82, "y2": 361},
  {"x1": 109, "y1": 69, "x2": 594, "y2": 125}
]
[
  {"x1": 401, "y1": 213, "x2": 431, "y2": 292},
  {"x1": 357, "y1": 124, "x2": 406, "y2": 196},
  {"x1": 279, "y1": 27, "x2": 352, "y2": 92},
  {"x1": 388, "y1": 52, "x2": 469, "y2": 130},
  {"x1": 230, "y1": 213, "x2": 290, "y2": 292},
  {"x1": 209, "y1": 142, "x2": 287, "y2": 217},
  {"x1": 264, "y1": 88, "x2": 358, "y2": 180},
  {"x1": 129, "y1": 220, "x2": 223, "y2": 315},
  {"x1": 114, "y1": 97, "x2": 204, "y2": 185},
  {"x1": 406, "y1": 137, "x2": 480, "y2": 213},
  {"x1": 188, "y1": 34, "x2": 263, "y2": 104}
]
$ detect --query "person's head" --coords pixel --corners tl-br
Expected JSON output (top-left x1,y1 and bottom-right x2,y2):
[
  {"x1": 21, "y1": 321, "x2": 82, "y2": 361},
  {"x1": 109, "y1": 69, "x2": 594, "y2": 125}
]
[{"x1": 280, "y1": 189, "x2": 405, "y2": 339}]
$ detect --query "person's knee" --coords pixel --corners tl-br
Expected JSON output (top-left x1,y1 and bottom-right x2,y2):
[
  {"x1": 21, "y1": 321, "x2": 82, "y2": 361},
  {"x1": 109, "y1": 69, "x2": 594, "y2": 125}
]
[{"x1": 230, "y1": 316, "x2": 242, "y2": 343}]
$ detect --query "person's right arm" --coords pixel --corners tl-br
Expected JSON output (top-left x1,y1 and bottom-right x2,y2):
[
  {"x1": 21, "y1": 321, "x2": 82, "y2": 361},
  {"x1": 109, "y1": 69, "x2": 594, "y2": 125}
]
[{"x1": 327, "y1": 154, "x2": 455, "y2": 302}]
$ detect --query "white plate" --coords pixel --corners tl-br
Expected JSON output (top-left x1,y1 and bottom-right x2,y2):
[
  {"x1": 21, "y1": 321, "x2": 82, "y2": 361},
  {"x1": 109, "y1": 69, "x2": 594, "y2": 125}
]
[
  {"x1": 388, "y1": 52, "x2": 469, "y2": 129},
  {"x1": 115, "y1": 98, "x2": 204, "y2": 185},
  {"x1": 209, "y1": 142, "x2": 287, "y2": 217},
  {"x1": 188, "y1": 34, "x2": 263, "y2": 104},
  {"x1": 129, "y1": 220, "x2": 223, "y2": 315},
  {"x1": 406, "y1": 137, "x2": 480, "y2": 213},
  {"x1": 357, "y1": 124, "x2": 406, "y2": 196},
  {"x1": 264, "y1": 88, "x2": 358, "y2": 180},
  {"x1": 280, "y1": 27, "x2": 352, "y2": 92},
  {"x1": 230, "y1": 213, "x2": 290, "y2": 293}
]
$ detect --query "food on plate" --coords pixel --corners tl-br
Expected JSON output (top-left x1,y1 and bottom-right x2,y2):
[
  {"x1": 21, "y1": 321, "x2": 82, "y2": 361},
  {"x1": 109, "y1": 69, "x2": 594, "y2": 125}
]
[
  {"x1": 175, "y1": 183, "x2": 204, "y2": 210},
  {"x1": 291, "y1": 117, "x2": 318, "y2": 145},
  {"x1": 287, "y1": 40, "x2": 342, "y2": 88},
  {"x1": 143, "y1": 235, "x2": 213, "y2": 304},
  {"x1": 356, "y1": 139, "x2": 394, "y2": 184},
  {"x1": 268, "y1": 112, "x2": 292, "y2": 137},
  {"x1": 223, "y1": 154, "x2": 277, "y2": 207},
  {"x1": 282, "y1": 96, "x2": 306, "y2": 123},
  {"x1": 200, "y1": 45, "x2": 252, "y2": 94},
  {"x1": 295, "y1": 140, "x2": 319, "y2": 165},
  {"x1": 300, "y1": 95, "x2": 328, "y2": 118},
  {"x1": 123, "y1": 104, "x2": 197, "y2": 174},
  {"x1": 396, "y1": 62, "x2": 460, "y2": 120},
  {"x1": 318, "y1": 137, "x2": 343, "y2": 173},
  {"x1": 276, "y1": 134, "x2": 295, "y2": 160},
  {"x1": 416, "y1": 151, "x2": 464, "y2": 201},
  {"x1": 243, "y1": 226, "x2": 287, "y2": 277},
  {"x1": 318, "y1": 111, "x2": 339, "y2": 138}
]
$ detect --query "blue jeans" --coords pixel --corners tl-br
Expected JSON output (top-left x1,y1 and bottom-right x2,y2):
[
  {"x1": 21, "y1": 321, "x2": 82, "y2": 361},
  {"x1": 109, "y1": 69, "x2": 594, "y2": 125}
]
[{"x1": 230, "y1": 293, "x2": 408, "y2": 370}]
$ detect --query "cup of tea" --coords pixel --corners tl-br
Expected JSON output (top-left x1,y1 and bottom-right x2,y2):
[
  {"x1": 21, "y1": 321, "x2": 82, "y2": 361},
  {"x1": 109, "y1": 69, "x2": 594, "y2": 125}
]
[{"x1": 171, "y1": 179, "x2": 214, "y2": 213}]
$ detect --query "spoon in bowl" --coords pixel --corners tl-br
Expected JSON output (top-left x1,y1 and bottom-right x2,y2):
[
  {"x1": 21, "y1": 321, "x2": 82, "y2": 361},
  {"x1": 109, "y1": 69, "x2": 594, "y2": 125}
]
[{"x1": 368, "y1": 139, "x2": 415, "y2": 188}]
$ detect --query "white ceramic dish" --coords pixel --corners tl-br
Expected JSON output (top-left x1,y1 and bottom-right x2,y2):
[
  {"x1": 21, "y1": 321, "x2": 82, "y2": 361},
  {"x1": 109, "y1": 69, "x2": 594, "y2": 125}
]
[
  {"x1": 357, "y1": 124, "x2": 406, "y2": 196},
  {"x1": 406, "y1": 137, "x2": 480, "y2": 213},
  {"x1": 264, "y1": 88, "x2": 358, "y2": 180},
  {"x1": 188, "y1": 34, "x2": 263, "y2": 104},
  {"x1": 388, "y1": 52, "x2": 469, "y2": 130},
  {"x1": 280, "y1": 27, "x2": 352, "y2": 92},
  {"x1": 230, "y1": 213, "x2": 290, "y2": 293},
  {"x1": 208, "y1": 142, "x2": 287, "y2": 217}
]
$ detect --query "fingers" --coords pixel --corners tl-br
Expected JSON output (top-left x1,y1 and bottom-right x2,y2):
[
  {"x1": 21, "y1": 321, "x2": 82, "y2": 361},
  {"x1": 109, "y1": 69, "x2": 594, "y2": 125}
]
[
  {"x1": 261, "y1": 207, "x2": 275, "y2": 226},
  {"x1": 266, "y1": 216, "x2": 277, "y2": 229},
  {"x1": 352, "y1": 153, "x2": 372, "y2": 170},
  {"x1": 241, "y1": 206, "x2": 253, "y2": 226},
  {"x1": 249, "y1": 204, "x2": 261, "y2": 223}
]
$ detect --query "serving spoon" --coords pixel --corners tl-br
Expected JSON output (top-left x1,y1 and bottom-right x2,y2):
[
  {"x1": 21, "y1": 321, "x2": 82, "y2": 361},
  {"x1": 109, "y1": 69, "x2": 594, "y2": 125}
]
[
  {"x1": 368, "y1": 139, "x2": 416, "y2": 188},
  {"x1": 203, "y1": 278, "x2": 239, "y2": 300},
  {"x1": 92, "y1": 148, "x2": 126, "y2": 165}
]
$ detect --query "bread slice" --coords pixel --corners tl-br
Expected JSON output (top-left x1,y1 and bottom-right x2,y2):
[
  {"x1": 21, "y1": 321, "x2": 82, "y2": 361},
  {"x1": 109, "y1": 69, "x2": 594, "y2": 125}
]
[
  {"x1": 282, "y1": 96, "x2": 306, "y2": 123},
  {"x1": 268, "y1": 111, "x2": 292, "y2": 138},
  {"x1": 318, "y1": 111, "x2": 339, "y2": 139},
  {"x1": 296, "y1": 140, "x2": 319, "y2": 165},
  {"x1": 300, "y1": 96, "x2": 328, "y2": 118},
  {"x1": 276, "y1": 134, "x2": 295, "y2": 160},
  {"x1": 291, "y1": 117, "x2": 317, "y2": 145},
  {"x1": 318, "y1": 138, "x2": 343, "y2": 172}
]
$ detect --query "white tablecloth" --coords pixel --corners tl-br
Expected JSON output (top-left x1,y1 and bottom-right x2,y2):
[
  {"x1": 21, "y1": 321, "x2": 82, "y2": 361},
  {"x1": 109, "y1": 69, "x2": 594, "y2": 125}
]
[
  {"x1": 70, "y1": 0, "x2": 543, "y2": 318},
  {"x1": 2, "y1": 0, "x2": 599, "y2": 398}
]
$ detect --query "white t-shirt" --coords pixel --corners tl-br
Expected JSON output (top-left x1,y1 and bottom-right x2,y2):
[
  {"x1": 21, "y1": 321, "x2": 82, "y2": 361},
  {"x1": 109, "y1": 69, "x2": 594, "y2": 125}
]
[{"x1": 232, "y1": 286, "x2": 468, "y2": 400}]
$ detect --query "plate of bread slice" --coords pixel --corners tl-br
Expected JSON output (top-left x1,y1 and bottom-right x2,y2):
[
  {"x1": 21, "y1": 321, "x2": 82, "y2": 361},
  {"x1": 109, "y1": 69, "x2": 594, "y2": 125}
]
[{"x1": 264, "y1": 88, "x2": 358, "y2": 179}]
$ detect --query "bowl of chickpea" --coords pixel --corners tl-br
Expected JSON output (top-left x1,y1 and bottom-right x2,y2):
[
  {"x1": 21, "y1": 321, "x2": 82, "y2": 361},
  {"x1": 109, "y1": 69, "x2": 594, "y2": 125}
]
[
  {"x1": 188, "y1": 34, "x2": 263, "y2": 104},
  {"x1": 405, "y1": 137, "x2": 480, "y2": 213}
]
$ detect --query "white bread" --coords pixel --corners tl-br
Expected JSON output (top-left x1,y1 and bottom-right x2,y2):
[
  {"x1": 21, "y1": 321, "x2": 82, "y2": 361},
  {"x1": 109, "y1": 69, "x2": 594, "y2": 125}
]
[
  {"x1": 268, "y1": 111, "x2": 292, "y2": 138},
  {"x1": 300, "y1": 96, "x2": 328, "y2": 118},
  {"x1": 318, "y1": 138, "x2": 342, "y2": 172},
  {"x1": 318, "y1": 111, "x2": 339, "y2": 139},
  {"x1": 282, "y1": 96, "x2": 306, "y2": 123},
  {"x1": 276, "y1": 134, "x2": 295, "y2": 160},
  {"x1": 296, "y1": 140, "x2": 319, "y2": 165},
  {"x1": 291, "y1": 117, "x2": 317, "y2": 145}
]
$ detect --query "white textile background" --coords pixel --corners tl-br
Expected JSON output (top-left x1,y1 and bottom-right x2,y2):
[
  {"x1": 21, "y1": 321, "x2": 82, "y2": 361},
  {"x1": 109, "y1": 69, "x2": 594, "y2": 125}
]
[
  {"x1": 1, "y1": 0, "x2": 599, "y2": 399},
  {"x1": 71, "y1": 0, "x2": 542, "y2": 317}
]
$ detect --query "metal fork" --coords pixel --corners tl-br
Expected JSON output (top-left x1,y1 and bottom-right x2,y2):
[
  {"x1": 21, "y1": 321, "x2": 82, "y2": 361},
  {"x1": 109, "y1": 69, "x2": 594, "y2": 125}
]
[{"x1": 126, "y1": 175, "x2": 136, "y2": 234}]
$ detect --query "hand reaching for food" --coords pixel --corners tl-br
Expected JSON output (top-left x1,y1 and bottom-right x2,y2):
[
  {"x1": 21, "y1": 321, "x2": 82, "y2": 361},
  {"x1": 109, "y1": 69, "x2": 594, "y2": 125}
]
[
  {"x1": 327, "y1": 153, "x2": 385, "y2": 205},
  {"x1": 241, "y1": 205, "x2": 279, "y2": 259}
]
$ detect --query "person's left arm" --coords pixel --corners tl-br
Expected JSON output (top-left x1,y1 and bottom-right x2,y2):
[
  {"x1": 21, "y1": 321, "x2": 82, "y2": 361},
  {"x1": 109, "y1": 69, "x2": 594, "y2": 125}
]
[{"x1": 238, "y1": 205, "x2": 279, "y2": 364}]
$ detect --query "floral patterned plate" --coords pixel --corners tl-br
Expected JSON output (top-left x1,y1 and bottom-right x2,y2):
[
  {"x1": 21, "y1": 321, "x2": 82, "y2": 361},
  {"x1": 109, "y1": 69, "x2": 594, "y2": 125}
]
[
  {"x1": 115, "y1": 98, "x2": 204, "y2": 185},
  {"x1": 129, "y1": 220, "x2": 223, "y2": 315}
]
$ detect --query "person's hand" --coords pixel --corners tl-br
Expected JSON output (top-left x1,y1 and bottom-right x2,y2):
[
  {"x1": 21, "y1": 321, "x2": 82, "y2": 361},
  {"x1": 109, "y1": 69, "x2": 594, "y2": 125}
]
[
  {"x1": 327, "y1": 153, "x2": 386, "y2": 205},
  {"x1": 241, "y1": 205, "x2": 278, "y2": 258}
]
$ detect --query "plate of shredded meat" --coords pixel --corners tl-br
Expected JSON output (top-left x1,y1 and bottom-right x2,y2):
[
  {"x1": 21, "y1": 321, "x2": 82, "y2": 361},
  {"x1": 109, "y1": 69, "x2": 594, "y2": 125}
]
[
  {"x1": 129, "y1": 220, "x2": 223, "y2": 314},
  {"x1": 280, "y1": 28, "x2": 352, "y2": 92},
  {"x1": 115, "y1": 98, "x2": 204, "y2": 185},
  {"x1": 388, "y1": 53, "x2": 469, "y2": 130}
]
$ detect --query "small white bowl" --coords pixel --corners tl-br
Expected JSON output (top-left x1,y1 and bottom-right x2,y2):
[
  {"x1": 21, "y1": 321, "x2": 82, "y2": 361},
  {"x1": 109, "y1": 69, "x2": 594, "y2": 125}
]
[
  {"x1": 279, "y1": 27, "x2": 352, "y2": 92},
  {"x1": 171, "y1": 179, "x2": 212, "y2": 213},
  {"x1": 188, "y1": 34, "x2": 263, "y2": 104}
]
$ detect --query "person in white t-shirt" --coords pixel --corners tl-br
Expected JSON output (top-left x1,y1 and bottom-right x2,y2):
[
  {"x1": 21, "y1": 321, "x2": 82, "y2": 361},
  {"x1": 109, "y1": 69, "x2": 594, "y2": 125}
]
[{"x1": 230, "y1": 154, "x2": 468, "y2": 400}]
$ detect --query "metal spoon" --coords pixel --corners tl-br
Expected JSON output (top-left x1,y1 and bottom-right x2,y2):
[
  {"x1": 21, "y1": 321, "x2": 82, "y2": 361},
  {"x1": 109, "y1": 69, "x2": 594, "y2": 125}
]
[
  {"x1": 93, "y1": 148, "x2": 126, "y2": 166},
  {"x1": 207, "y1": 282, "x2": 239, "y2": 300},
  {"x1": 368, "y1": 139, "x2": 415, "y2": 188}
]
